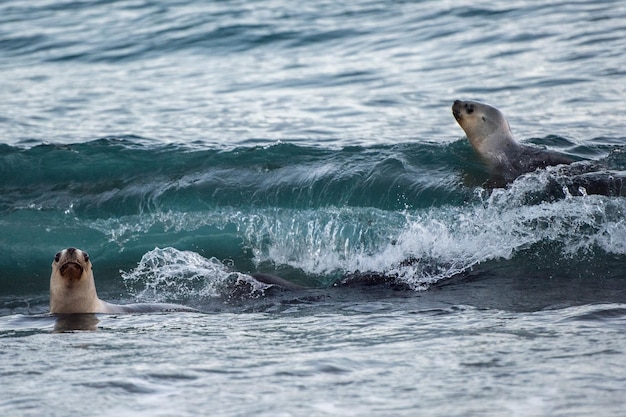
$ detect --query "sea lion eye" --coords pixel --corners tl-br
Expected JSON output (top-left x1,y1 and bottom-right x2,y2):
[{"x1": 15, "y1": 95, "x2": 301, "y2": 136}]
[
  {"x1": 83, "y1": 252, "x2": 90, "y2": 263},
  {"x1": 54, "y1": 252, "x2": 61, "y2": 263},
  {"x1": 466, "y1": 106, "x2": 474, "y2": 114}
]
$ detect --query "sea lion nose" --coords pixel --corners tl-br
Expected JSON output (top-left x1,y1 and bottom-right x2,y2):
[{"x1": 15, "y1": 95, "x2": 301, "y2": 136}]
[
  {"x1": 452, "y1": 101, "x2": 462, "y2": 118},
  {"x1": 67, "y1": 247, "x2": 76, "y2": 254}
]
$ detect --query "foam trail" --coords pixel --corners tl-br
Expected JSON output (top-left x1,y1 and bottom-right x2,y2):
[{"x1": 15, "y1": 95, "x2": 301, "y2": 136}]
[
  {"x1": 121, "y1": 247, "x2": 270, "y2": 302},
  {"x1": 110, "y1": 178, "x2": 626, "y2": 292},
  {"x1": 238, "y1": 173, "x2": 626, "y2": 289}
]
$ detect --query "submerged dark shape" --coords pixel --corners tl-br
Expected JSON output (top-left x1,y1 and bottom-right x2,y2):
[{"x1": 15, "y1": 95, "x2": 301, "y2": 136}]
[
  {"x1": 560, "y1": 169, "x2": 625, "y2": 196},
  {"x1": 53, "y1": 313, "x2": 100, "y2": 332},
  {"x1": 336, "y1": 272, "x2": 412, "y2": 291},
  {"x1": 452, "y1": 100, "x2": 626, "y2": 195},
  {"x1": 251, "y1": 272, "x2": 308, "y2": 291}
]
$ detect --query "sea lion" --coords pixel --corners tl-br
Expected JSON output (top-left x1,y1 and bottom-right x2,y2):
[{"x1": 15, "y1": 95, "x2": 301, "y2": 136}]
[
  {"x1": 452, "y1": 100, "x2": 574, "y2": 184},
  {"x1": 50, "y1": 247, "x2": 195, "y2": 314}
]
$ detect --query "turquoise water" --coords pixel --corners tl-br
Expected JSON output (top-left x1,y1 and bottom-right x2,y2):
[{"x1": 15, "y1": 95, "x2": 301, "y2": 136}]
[{"x1": 1, "y1": 0, "x2": 626, "y2": 416}]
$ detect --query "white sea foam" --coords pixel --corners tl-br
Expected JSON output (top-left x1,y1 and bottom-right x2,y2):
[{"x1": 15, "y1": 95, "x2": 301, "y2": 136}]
[
  {"x1": 237, "y1": 172, "x2": 626, "y2": 289},
  {"x1": 111, "y1": 169, "x2": 625, "y2": 292},
  {"x1": 121, "y1": 247, "x2": 269, "y2": 302}
]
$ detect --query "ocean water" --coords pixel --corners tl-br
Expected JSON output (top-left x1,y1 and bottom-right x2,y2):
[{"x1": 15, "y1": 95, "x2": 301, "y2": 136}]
[{"x1": 1, "y1": 0, "x2": 626, "y2": 416}]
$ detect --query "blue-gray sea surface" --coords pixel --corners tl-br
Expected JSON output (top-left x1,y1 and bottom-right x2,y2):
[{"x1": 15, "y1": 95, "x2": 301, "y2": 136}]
[{"x1": 1, "y1": 0, "x2": 625, "y2": 416}]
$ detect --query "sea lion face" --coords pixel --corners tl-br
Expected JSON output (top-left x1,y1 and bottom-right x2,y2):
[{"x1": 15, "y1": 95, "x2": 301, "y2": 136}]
[
  {"x1": 52, "y1": 247, "x2": 92, "y2": 283},
  {"x1": 452, "y1": 100, "x2": 512, "y2": 153},
  {"x1": 50, "y1": 247, "x2": 101, "y2": 314}
]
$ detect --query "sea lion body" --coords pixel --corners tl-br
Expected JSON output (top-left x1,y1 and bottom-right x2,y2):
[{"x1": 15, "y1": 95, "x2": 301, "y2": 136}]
[
  {"x1": 452, "y1": 100, "x2": 573, "y2": 183},
  {"x1": 50, "y1": 248, "x2": 194, "y2": 314},
  {"x1": 251, "y1": 272, "x2": 307, "y2": 291}
]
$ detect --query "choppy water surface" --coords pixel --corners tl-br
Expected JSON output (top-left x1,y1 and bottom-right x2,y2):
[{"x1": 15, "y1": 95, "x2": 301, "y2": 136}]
[
  {"x1": 2, "y1": 303, "x2": 626, "y2": 417},
  {"x1": 1, "y1": 0, "x2": 625, "y2": 416}
]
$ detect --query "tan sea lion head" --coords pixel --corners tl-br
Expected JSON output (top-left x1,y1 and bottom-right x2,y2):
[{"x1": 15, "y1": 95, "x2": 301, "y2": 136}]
[
  {"x1": 452, "y1": 100, "x2": 516, "y2": 157},
  {"x1": 50, "y1": 247, "x2": 102, "y2": 314}
]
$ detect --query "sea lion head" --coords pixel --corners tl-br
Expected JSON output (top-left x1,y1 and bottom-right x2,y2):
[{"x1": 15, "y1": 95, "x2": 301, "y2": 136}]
[
  {"x1": 50, "y1": 247, "x2": 99, "y2": 314},
  {"x1": 452, "y1": 100, "x2": 514, "y2": 155}
]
